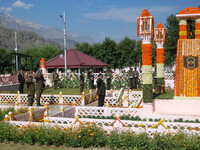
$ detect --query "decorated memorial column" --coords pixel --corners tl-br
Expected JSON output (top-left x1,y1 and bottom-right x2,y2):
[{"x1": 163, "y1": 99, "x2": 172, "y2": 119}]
[
  {"x1": 175, "y1": 7, "x2": 200, "y2": 99},
  {"x1": 137, "y1": 9, "x2": 154, "y2": 102},
  {"x1": 154, "y1": 23, "x2": 166, "y2": 93}
]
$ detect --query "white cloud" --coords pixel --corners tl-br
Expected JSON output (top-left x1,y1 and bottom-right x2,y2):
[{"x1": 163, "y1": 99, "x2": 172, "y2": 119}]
[
  {"x1": 0, "y1": 7, "x2": 12, "y2": 14},
  {"x1": 12, "y1": 0, "x2": 33, "y2": 10},
  {"x1": 84, "y1": 6, "x2": 175, "y2": 23}
]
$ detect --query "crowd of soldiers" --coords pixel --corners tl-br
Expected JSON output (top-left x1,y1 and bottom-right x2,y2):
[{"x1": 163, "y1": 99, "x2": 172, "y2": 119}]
[
  {"x1": 19, "y1": 67, "x2": 158, "y2": 107},
  {"x1": 79, "y1": 67, "x2": 141, "y2": 94}
]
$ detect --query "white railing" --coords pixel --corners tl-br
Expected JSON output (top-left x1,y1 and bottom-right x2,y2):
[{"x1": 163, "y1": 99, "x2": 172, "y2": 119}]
[
  {"x1": 8, "y1": 116, "x2": 200, "y2": 136},
  {"x1": 0, "y1": 91, "x2": 98, "y2": 106}
]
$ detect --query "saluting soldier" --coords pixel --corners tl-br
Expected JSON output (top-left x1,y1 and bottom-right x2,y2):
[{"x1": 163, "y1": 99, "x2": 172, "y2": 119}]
[
  {"x1": 80, "y1": 72, "x2": 85, "y2": 93},
  {"x1": 53, "y1": 70, "x2": 59, "y2": 89},
  {"x1": 25, "y1": 76, "x2": 35, "y2": 106},
  {"x1": 133, "y1": 67, "x2": 139, "y2": 89},
  {"x1": 35, "y1": 71, "x2": 45, "y2": 106},
  {"x1": 105, "y1": 67, "x2": 112, "y2": 90},
  {"x1": 128, "y1": 68, "x2": 134, "y2": 89}
]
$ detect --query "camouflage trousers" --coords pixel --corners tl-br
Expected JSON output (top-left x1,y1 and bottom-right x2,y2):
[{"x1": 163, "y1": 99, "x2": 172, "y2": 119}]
[{"x1": 28, "y1": 95, "x2": 34, "y2": 106}]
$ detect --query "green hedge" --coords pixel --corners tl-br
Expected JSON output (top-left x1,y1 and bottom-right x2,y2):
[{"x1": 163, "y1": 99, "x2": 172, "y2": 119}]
[
  {"x1": 157, "y1": 77, "x2": 164, "y2": 87},
  {"x1": 0, "y1": 122, "x2": 200, "y2": 149},
  {"x1": 143, "y1": 84, "x2": 153, "y2": 103}
]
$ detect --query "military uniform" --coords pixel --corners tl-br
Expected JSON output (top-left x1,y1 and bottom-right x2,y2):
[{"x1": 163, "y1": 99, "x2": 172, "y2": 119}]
[
  {"x1": 80, "y1": 73, "x2": 84, "y2": 93},
  {"x1": 133, "y1": 68, "x2": 139, "y2": 89},
  {"x1": 35, "y1": 72, "x2": 45, "y2": 106},
  {"x1": 97, "y1": 75, "x2": 106, "y2": 107},
  {"x1": 105, "y1": 69, "x2": 112, "y2": 90},
  {"x1": 88, "y1": 70, "x2": 94, "y2": 89},
  {"x1": 18, "y1": 70, "x2": 25, "y2": 93},
  {"x1": 25, "y1": 77, "x2": 35, "y2": 106},
  {"x1": 128, "y1": 69, "x2": 134, "y2": 89},
  {"x1": 53, "y1": 72, "x2": 59, "y2": 89}
]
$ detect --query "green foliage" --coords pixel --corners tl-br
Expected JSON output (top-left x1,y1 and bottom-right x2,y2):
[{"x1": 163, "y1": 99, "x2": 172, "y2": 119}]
[
  {"x1": 164, "y1": 14, "x2": 179, "y2": 67},
  {"x1": 22, "y1": 45, "x2": 63, "y2": 71},
  {"x1": 0, "y1": 107, "x2": 28, "y2": 121},
  {"x1": 76, "y1": 37, "x2": 141, "y2": 69},
  {"x1": 143, "y1": 84, "x2": 153, "y2": 103},
  {"x1": 0, "y1": 48, "x2": 15, "y2": 74},
  {"x1": 1, "y1": 123, "x2": 200, "y2": 149},
  {"x1": 153, "y1": 89, "x2": 174, "y2": 99},
  {"x1": 157, "y1": 77, "x2": 164, "y2": 86}
]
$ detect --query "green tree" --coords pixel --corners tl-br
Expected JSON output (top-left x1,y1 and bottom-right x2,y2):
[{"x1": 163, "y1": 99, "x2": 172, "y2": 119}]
[
  {"x1": 0, "y1": 48, "x2": 15, "y2": 74},
  {"x1": 22, "y1": 45, "x2": 63, "y2": 71},
  {"x1": 100, "y1": 37, "x2": 118, "y2": 68},
  {"x1": 117, "y1": 37, "x2": 137, "y2": 68},
  {"x1": 164, "y1": 14, "x2": 179, "y2": 67}
]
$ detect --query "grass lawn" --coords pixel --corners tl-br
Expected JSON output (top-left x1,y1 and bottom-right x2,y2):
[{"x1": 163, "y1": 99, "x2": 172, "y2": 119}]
[
  {"x1": 153, "y1": 89, "x2": 174, "y2": 99},
  {"x1": 43, "y1": 88, "x2": 96, "y2": 95},
  {"x1": 0, "y1": 142, "x2": 110, "y2": 150},
  {"x1": 0, "y1": 88, "x2": 96, "y2": 95}
]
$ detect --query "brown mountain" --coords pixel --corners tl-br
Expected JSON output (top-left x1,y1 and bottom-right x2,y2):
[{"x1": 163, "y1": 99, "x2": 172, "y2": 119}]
[{"x1": 0, "y1": 25, "x2": 61, "y2": 50}]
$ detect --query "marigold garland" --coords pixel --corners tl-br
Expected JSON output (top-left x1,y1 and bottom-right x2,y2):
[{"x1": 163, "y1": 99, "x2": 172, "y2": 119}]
[
  {"x1": 156, "y1": 48, "x2": 164, "y2": 63},
  {"x1": 142, "y1": 44, "x2": 152, "y2": 65},
  {"x1": 174, "y1": 39, "x2": 200, "y2": 97}
]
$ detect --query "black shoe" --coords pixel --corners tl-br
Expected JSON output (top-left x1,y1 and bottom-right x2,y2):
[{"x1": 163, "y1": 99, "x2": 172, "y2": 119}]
[{"x1": 37, "y1": 104, "x2": 44, "y2": 107}]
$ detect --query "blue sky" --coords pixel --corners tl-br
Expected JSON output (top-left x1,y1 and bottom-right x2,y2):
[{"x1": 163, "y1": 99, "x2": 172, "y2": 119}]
[{"x1": 0, "y1": 0, "x2": 200, "y2": 42}]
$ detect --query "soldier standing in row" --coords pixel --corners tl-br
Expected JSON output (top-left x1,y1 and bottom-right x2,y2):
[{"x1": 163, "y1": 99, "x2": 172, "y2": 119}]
[
  {"x1": 25, "y1": 76, "x2": 35, "y2": 106},
  {"x1": 88, "y1": 69, "x2": 94, "y2": 89},
  {"x1": 133, "y1": 67, "x2": 139, "y2": 89},
  {"x1": 35, "y1": 71, "x2": 45, "y2": 106},
  {"x1": 105, "y1": 67, "x2": 112, "y2": 90},
  {"x1": 80, "y1": 72, "x2": 84, "y2": 93},
  {"x1": 53, "y1": 70, "x2": 59, "y2": 89},
  {"x1": 18, "y1": 69, "x2": 25, "y2": 93},
  {"x1": 97, "y1": 73, "x2": 105, "y2": 107},
  {"x1": 128, "y1": 68, "x2": 134, "y2": 89}
]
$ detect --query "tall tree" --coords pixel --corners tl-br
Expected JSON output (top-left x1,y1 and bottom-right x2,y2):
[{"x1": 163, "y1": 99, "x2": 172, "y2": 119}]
[
  {"x1": 0, "y1": 48, "x2": 15, "y2": 73},
  {"x1": 22, "y1": 45, "x2": 63, "y2": 71},
  {"x1": 117, "y1": 37, "x2": 136, "y2": 68},
  {"x1": 164, "y1": 14, "x2": 179, "y2": 67}
]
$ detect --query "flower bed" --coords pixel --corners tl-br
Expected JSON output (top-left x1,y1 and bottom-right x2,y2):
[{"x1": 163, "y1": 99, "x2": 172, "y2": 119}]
[
  {"x1": 0, "y1": 107, "x2": 28, "y2": 121},
  {"x1": 0, "y1": 122, "x2": 200, "y2": 149}
]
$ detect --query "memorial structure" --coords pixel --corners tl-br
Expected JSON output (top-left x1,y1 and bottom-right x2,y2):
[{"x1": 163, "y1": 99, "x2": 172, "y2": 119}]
[
  {"x1": 137, "y1": 9, "x2": 154, "y2": 102},
  {"x1": 174, "y1": 7, "x2": 200, "y2": 99},
  {"x1": 154, "y1": 23, "x2": 166, "y2": 93}
]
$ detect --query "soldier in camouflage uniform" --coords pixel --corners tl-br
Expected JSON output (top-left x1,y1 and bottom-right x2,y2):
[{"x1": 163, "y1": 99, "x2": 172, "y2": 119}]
[
  {"x1": 53, "y1": 70, "x2": 59, "y2": 89},
  {"x1": 88, "y1": 69, "x2": 94, "y2": 89},
  {"x1": 128, "y1": 68, "x2": 134, "y2": 89},
  {"x1": 35, "y1": 71, "x2": 45, "y2": 106},
  {"x1": 133, "y1": 67, "x2": 139, "y2": 89},
  {"x1": 25, "y1": 76, "x2": 35, "y2": 106},
  {"x1": 80, "y1": 72, "x2": 84, "y2": 93},
  {"x1": 105, "y1": 68, "x2": 112, "y2": 90}
]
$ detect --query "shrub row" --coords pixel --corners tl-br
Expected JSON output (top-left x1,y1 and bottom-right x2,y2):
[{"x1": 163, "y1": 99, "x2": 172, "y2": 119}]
[
  {"x1": 0, "y1": 122, "x2": 200, "y2": 149},
  {"x1": 80, "y1": 115, "x2": 200, "y2": 123}
]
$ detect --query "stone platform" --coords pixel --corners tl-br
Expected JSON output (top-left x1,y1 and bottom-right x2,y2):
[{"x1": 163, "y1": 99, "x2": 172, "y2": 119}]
[{"x1": 153, "y1": 99, "x2": 200, "y2": 117}]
